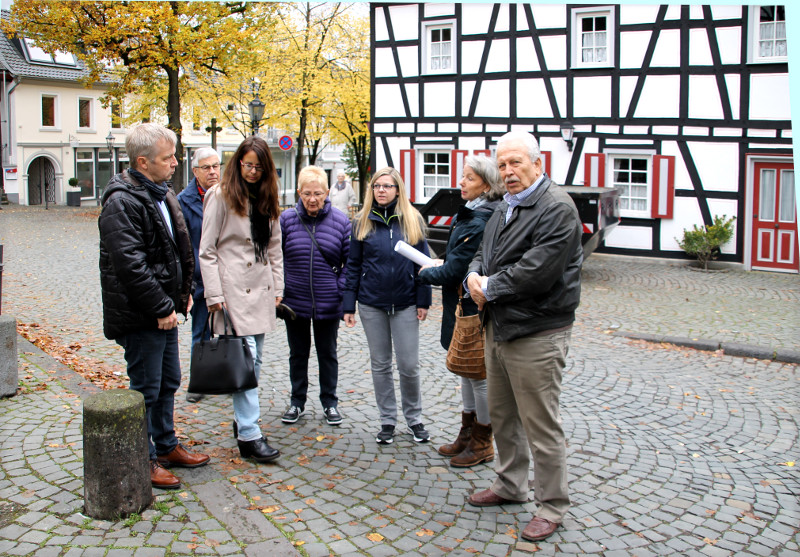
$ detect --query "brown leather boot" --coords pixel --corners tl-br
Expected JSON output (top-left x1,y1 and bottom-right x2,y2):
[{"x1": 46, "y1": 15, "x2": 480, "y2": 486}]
[
  {"x1": 450, "y1": 421, "x2": 494, "y2": 467},
  {"x1": 437, "y1": 411, "x2": 475, "y2": 456}
]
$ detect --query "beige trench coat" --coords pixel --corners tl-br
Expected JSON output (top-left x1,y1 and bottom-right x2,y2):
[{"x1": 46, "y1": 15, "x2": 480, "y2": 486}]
[{"x1": 199, "y1": 185, "x2": 284, "y2": 336}]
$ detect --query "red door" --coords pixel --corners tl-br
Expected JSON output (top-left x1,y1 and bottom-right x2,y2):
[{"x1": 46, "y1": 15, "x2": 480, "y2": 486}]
[{"x1": 752, "y1": 162, "x2": 798, "y2": 272}]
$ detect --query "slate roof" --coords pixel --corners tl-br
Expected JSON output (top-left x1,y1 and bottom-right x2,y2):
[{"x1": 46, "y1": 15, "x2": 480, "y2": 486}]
[{"x1": 0, "y1": 10, "x2": 111, "y2": 85}]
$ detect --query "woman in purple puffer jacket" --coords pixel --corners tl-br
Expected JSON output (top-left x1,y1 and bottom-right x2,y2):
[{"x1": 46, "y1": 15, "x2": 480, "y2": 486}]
[{"x1": 279, "y1": 165, "x2": 351, "y2": 427}]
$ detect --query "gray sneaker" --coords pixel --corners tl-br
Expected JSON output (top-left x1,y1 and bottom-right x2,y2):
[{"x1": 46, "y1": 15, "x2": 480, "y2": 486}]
[
  {"x1": 376, "y1": 424, "x2": 395, "y2": 444},
  {"x1": 323, "y1": 407, "x2": 343, "y2": 425},
  {"x1": 281, "y1": 405, "x2": 305, "y2": 424},
  {"x1": 408, "y1": 423, "x2": 430, "y2": 443}
]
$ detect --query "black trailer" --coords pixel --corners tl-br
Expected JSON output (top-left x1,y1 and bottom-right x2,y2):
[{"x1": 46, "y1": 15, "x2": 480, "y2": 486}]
[{"x1": 417, "y1": 186, "x2": 620, "y2": 258}]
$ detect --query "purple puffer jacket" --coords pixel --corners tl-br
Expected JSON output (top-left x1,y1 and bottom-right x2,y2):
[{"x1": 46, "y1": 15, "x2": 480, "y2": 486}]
[{"x1": 280, "y1": 199, "x2": 351, "y2": 320}]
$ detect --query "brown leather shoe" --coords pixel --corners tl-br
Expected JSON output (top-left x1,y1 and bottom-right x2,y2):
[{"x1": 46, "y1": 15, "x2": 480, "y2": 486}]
[
  {"x1": 467, "y1": 488, "x2": 526, "y2": 507},
  {"x1": 150, "y1": 460, "x2": 181, "y2": 490},
  {"x1": 521, "y1": 517, "x2": 558, "y2": 541},
  {"x1": 157, "y1": 444, "x2": 210, "y2": 469}
]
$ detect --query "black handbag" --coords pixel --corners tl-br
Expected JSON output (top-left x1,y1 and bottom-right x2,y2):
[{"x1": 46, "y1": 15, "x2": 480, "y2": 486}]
[{"x1": 188, "y1": 308, "x2": 258, "y2": 395}]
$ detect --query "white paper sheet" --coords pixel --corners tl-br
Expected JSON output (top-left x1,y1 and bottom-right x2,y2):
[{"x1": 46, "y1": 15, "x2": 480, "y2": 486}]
[{"x1": 394, "y1": 240, "x2": 436, "y2": 267}]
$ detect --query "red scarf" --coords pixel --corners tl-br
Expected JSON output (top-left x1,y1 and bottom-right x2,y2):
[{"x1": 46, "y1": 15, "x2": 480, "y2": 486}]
[{"x1": 197, "y1": 184, "x2": 207, "y2": 201}]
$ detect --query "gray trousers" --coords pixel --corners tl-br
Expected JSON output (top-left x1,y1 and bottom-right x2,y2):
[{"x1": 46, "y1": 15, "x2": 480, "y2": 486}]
[
  {"x1": 461, "y1": 376, "x2": 490, "y2": 424},
  {"x1": 486, "y1": 320, "x2": 571, "y2": 523},
  {"x1": 359, "y1": 304, "x2": 423, "y2": 427}
]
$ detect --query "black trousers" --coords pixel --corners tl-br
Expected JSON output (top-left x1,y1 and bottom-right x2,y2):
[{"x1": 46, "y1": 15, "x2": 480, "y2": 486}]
[{"x1": 285, "y1": 317, "x2": 340, "y2": 409}]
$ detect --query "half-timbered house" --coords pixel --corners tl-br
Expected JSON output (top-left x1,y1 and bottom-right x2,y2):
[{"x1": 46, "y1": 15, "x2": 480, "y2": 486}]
[{"x1": 370, "y1": 3, "x2": 796, "y2": 272}]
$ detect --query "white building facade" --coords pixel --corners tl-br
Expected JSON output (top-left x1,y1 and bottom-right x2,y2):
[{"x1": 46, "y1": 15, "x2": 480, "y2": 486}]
[{"x1": 370, "y1": 3, "x2": 796, "y2": 273}]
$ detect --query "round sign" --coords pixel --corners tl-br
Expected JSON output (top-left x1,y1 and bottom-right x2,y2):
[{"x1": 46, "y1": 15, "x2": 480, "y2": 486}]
[{"x1": 279, "y1": 135, "x2": 293, "y2": 151}]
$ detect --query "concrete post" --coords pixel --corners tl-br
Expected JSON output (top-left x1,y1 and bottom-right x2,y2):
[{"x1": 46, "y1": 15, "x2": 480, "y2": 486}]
[
  {"x1": 0, "y1": 314, "x2": 17, "y2": 397},
  {"x1": 83, "y1": 389, "x2": 152, "y2": 519}
]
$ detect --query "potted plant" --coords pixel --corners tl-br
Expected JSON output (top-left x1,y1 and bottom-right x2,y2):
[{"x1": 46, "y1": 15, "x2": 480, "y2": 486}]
[
  {"x1": 68, "y1": 177, "x2": 79, "y2": 188},
  {"x1": 677, "y1": 215, "x2": 736, "y2": 270}
]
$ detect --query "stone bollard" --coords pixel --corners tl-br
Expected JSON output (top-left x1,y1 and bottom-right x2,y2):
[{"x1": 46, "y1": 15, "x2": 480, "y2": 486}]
[
  {"x1": 83, "y1": 389, "x2": 152, "y2": 519},
  {"x1": 0, "y1": 314, "x2": 17, "y2": 397}
]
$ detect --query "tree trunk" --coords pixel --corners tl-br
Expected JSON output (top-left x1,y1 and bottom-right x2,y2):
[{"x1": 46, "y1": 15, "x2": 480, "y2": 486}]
[{"x1": 166, "y1": 65, "x2": 185, "y2": 193}]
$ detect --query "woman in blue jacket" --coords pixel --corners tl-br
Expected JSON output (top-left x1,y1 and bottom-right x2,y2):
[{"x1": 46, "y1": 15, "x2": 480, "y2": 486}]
[
  {"x1": 418, "y1": 155, "x2": 505, "y2": 467},
  {"x1": 280, "y1": 166, "x2": 351, "y2": 427},
  {"x1": 343, "y1": 167, "x2": 432, "y2": 445}
]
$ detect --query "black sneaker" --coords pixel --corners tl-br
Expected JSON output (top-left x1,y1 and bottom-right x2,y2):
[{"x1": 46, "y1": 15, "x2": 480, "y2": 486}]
[
  {"x1": 408, "y1": 423, "x2": 430, "y2": 443},
  {"x1": 281, "y1": 406, "x2": 305, "y2": 424},
  {"x1": 324, "y1": 407, "x2": 343, "y2": 425},
  {"x1": 186, "y1": 392, "x2": 204, "y2": 403},
  {"x1": 376, "y1": 424, "x2": 395, "y2": 445}
]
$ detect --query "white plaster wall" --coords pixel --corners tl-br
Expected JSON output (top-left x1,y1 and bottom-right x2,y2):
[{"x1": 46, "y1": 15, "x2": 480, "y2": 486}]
[
  {"x1": 707, "y1": 198, "x2": 739, "y2": 254},
  {"x1": 486, "y1": 39, "x2": 510, "y2": 74},
  {"x1": 461, "y1": 41, "x2": 485, "y2": 75},
  {"x1": 689, "y1": 28, "x2": 714, "y2": 66},
  {"x1": 374, "y1": 48, "x2": 397, "y2": 78},
  {"x1": 749, "y1": 74, "x2": 792, "y2": 120},
  {"x1": 605, "y1": 225, "x2": 653, "y2": 250},
  {"x1": 517, "y1": 79, "x2": 554, "y2": 119},
  {"x1": 516, "y1": 37, "x2": 540, "y2": 72},
  {"x1": 461, "y1": 81, "x2": 476, "y2": 117},
  {"x1": 397, "y1": 46, "x2": 419, "y2": 78},
  {"x1": 375, "y1": 84, "x2": 407, "y2": 118},
  {"x1": 716, "y1": 27, "x2": 742, "y2": 66},
  {"x1": 690, "y1": 142, "x2": 740, "y2": 193},
  {"x1": 574, "y1": 76, "x2": 612, "y2": 118},
  {"x1": 424, "y1": 3, "x2": 454, "y2": 18},
  {"x1": 620, "y1": 5, "x2": 660, "y2": 25},
  {"x1": 711, "y1": 6, "x2": 743, "y2": 20},
  {"x1": 688, "y1": 75, "x2": 725, "y2": 120},
  {"x1": 462, "y1": 5, "x2": 492, "y2": 35},
  {"x1": 724, "y1": 74, "x2": 741, "y2": 120},
  {"x1": 388, "y1": 5, "x2": 419, "y2": 41},
  {"x1": 650, "y1": 29, "x2": 680, "y2": 67},
  {"x1": 530, "y1": 5, "x2": 565, "y2": 30},
  {"x1": 538, "y1": 35, "x2": 566, "y2": 72},
  {"x1": 475, "y1": 80, "x2": 510, "y2": 118},
  {"x1": 424, "y1": 82, "x2": 456, "y2": 117},
  {"x1": 661, "y1": 197, "x2": 703, "y2": 252},
  {"x1": 634, "y1": 75, "x2": 681, "y2": 118},
  {"x1": 620, "y1": 31, "x2": 651, "y2": 70}
]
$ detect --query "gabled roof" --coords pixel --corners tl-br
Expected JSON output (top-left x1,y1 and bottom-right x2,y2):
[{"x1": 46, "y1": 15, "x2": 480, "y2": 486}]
[{"x1": 0, "y1": 9, "x2": 110, "y2": 85}]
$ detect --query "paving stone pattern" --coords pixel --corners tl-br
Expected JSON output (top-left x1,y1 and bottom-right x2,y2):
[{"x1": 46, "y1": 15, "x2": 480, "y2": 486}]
[{"x1": 0, "y1": 205, "x2": 798, "y2": 556}]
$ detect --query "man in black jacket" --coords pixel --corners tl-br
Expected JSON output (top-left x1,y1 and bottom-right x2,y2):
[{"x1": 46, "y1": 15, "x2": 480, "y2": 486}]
[
  {"x1": 465, "y1": 131, "x2": 583, "y2": 542},
  {"x1": 99, "y1": 123, "x2": 210, "y2": 490}
]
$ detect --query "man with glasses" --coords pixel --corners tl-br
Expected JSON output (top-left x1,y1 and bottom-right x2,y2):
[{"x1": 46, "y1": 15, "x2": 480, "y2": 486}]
[{"x1": 177, "y1": 147, "x2": 221, "y2": 403}]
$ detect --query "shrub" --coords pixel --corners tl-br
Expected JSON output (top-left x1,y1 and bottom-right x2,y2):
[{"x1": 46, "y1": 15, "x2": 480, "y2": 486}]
[{"x1": 677, "y1": 215, "x2": 736, "y2": 270}]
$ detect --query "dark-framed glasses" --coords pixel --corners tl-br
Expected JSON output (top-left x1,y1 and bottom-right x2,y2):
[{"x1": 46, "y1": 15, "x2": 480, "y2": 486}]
[
  {"x1": 240, "y1": 161, "x2": 263, "y2": 172},
  {"x1": 198, "y1": 163, "x2": 221, "y2": 172},
  {"x1": 373, "y1": 183, "x2": 397, "y2": 191}
]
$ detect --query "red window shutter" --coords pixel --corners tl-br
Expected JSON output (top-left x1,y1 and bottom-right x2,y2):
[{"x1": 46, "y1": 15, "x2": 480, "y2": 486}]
[
  {"x1": 651, "y1": 155, "x2": 675, "y2": 219},
  {"x1": 400, "y1": 149, "x2": 416, "y2": 201},
  {"x1": 540, "y1": 150, "x2": 552, "y2": 178},
  {"x1": 584, "y1": 153, "x2": 605, "y2": 187},
  {"x1": 451, "y1": 150, "x2": 468, "y2": 188}
]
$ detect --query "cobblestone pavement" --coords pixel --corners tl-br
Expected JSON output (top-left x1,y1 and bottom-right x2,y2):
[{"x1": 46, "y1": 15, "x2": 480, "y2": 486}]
[{"x1": 0, "y1": 205, "x2": 798, "y2": 556}]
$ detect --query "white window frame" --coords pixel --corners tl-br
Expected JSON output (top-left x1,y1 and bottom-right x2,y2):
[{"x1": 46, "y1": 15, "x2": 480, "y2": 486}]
[
  {"x1": 571, "y1": 6, "x2": 615, "y2": 69},
  {"x1": 77, "y1": 97, "x2": 94, "y2": 131},
  {"x1": 748, "y1": 5, "x2": 787, "y2": 63},
  {"x1": 422, "y1": 19, "x2": 456, "y2": 75},
  {"x1": 608, "y1": 153, "x2": 651, "y2": 218},
  {"x1": 40, "y1": 93, "x2": 59, "y2": 130},
  {"x1": 418, "y1": 150, "x2": 451, "y2": 202}
]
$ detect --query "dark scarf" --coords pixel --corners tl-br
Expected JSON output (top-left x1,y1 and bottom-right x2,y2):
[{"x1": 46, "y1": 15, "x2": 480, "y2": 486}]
[
  {"x1": 129, "y1": 169, "x2": 168, "y2": 202},
  {"x1": 247, "y1": 182, "x2": 272, "y2": 262}
]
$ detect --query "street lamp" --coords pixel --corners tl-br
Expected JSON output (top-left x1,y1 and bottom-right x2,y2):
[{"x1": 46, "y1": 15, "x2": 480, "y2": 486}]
[
  {"x1": 248, "y1": 95, "x2": 265, "y2": 136},
  {"x1": 560, "y1": 121, "x2": 575, "y2": 152},
  {"x1": 105, "y1": 131, "x2": 115, "y2": 158}
]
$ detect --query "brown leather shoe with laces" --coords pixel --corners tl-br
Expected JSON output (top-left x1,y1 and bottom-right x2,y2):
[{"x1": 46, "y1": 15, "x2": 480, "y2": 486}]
[
  {"x1": 150, "y1": 460, "x2": 181, "y2": 489},
  {"x1": 157, "y1": 444, "x2": 210, "y2": 468},
  {"x1": 521, "y1": 517, "x2": 559, "y2": 541},
  {"x1": 467, "y1": 488, "x2": 526, "y2": 507}
]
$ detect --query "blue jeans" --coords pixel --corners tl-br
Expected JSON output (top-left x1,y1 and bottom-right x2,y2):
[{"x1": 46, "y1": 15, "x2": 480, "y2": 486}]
[
  {"x1": 189, "y1": 295, "x2": 210, "y2": 357},
  {"x1": 117, "y1": 328, "x2": 181, "y2": 460},
  {"x1": 359, "y1": 304, "x2": 422, "y2": 427},
  {"x1": 285, "y1": 317, "x2": 339, "y2": 409},
  {"x1": 233, "y1": 334, "x2": 265, "y2": 442}
]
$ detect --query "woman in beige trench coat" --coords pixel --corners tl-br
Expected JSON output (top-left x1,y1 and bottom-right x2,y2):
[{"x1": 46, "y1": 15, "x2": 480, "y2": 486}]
[{"x1": 199, "y1": 136, "x2": 283, "y2": 463}]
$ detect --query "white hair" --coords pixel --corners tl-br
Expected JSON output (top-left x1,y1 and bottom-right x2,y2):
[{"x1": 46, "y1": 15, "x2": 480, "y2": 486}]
[
  {"x1": 496, "y1": 131, "x2": 541, "y2": 163},
  {"x1": 192, "y1": 147, "x2": 220, "y2": 167}
]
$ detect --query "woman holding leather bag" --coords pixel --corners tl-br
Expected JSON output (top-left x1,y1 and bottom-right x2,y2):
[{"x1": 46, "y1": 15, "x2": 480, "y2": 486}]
[
  {"x1": 199, "y1": 136, "x2": 283, "y2": 463},
  {"x1": 418, "y1": 155, "x2": 504, "y2": 467}
]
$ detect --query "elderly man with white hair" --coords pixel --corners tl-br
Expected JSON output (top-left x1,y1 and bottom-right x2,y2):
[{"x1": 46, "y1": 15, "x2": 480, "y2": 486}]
[
  {"x1": 465, "y1": 130, "x2": 583, "y2": 542},
  {"x1": 177, "y1": 147, "x2": 221, "y2": 403},
  {"x1": 328, "y1": 169, "x2": 356, "y2": 215}
]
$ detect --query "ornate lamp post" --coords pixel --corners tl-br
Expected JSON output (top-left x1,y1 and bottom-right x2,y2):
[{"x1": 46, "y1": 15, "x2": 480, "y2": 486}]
[{"x1": 248, "y1": 95, "x2": 265, "y2": 136}]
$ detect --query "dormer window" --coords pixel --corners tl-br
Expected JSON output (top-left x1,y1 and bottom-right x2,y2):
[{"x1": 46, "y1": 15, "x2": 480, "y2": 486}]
[{"x1": 22, "y1": 38, "x2": 76, "y2": 66}]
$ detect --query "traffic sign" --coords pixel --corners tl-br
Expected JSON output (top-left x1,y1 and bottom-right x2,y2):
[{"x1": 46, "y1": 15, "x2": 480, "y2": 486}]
[{"x1": 279, "y1": 136, "x2": 293, "y2": 151}]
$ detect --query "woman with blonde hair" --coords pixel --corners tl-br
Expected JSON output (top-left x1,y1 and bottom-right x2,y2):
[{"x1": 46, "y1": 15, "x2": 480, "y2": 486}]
[
  {"x1": 343, "y1": 167, "x2": 433, "y2": 445},
  {"x1": 199, "y1": 135, "x2": 283, "y2": 463}
]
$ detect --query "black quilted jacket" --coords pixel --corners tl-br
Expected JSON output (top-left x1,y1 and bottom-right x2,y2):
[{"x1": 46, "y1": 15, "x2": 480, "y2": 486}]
[{"x1": 98, "y1": 170, "x2": 194, "y2": 340}]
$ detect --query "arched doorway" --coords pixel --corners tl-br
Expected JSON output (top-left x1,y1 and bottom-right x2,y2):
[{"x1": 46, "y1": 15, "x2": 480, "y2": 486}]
[{"x1": 27, "y1": 156, "x2": 56, "y2": 206}]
